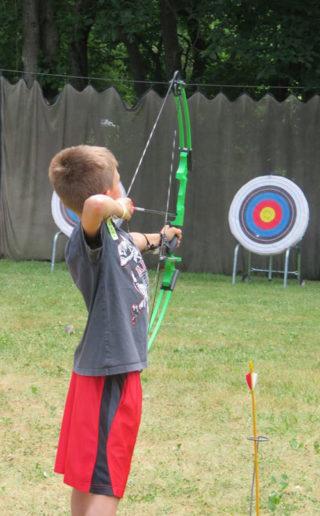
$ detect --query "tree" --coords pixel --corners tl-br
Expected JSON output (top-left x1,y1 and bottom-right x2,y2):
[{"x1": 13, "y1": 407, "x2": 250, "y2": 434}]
[
  {"x1": 22, "y1": 0, "x2": 40, "y2": 87},
  {"x1": 2, "y1": 0, "x2": 320, "y2": 102},
  {"x1": 159, "y1": 0, "x2": 181, "y2": 78},
  {"x1": 69, "y1": 0, "x2": 98, "y2": 90}
]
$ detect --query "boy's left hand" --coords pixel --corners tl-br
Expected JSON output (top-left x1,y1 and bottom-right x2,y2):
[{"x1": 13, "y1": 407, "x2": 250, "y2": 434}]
[{"x1": 161, "y1": 225, "x2": 182, "y2": 247}]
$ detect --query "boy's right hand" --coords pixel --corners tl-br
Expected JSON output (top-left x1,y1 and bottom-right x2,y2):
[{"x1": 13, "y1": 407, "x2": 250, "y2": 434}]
[
  {"x1": 82, "y1": 194, "x2": 134, "y2": 239},
  {"x1": 117, "y1": 197, "x2": 134, "y2": 221}
]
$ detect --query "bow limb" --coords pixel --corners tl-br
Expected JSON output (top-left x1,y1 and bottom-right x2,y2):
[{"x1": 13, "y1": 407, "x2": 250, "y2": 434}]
[{"x1": 148, "y1": 72, "x2": 192, "y2": 351}]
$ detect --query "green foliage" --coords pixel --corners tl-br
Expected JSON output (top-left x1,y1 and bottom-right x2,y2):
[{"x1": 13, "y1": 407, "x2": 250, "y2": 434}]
[
  {"x1": 0, "y1": 0, "x2": 23, "y2": 76},
  {"x1": 268, "y1": 474, "x2": 289, "y2": 512},
  {"x1": 1, "y1": 0, "x2": 320, "y2": 102},
  {"x1": 197, "y1": 1, "x2": 320, "y2": 99}
]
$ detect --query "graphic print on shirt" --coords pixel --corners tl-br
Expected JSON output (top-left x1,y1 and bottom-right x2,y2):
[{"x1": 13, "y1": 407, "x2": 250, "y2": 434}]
[{"x1": 118, "y1": 235, "x2": 148, "y2": 325}]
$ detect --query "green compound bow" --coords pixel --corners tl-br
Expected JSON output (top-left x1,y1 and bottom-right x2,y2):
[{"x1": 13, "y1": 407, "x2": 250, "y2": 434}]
[{"x1": 127, "y1": 71, "x2": 192, "y2": 351}]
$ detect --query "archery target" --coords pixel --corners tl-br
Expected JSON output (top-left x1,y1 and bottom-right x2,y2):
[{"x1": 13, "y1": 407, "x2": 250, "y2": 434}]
[
  {"x1": 51, "y1": 191, "x2": 79, "y2": 237},
  {"x1": 51, "y1": 181, "x2": 127, "y2": 237},
  {"x1": 228, "y1": 175, "x2": 309, "y2": 255}
]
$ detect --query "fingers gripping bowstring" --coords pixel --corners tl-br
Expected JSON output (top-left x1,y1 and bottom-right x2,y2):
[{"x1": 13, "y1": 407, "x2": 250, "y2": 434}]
[{"x1": 126, "y1": 71, "x2": 180, "y2": 197}]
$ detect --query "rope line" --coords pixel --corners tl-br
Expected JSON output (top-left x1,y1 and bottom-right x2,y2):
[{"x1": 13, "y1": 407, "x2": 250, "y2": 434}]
[{"x1": 1, "y1": 68, "x2": 319, "y2": 90}]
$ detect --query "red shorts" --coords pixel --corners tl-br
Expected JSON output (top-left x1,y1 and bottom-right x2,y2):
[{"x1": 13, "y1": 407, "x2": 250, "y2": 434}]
[{"x1": 54, "y1": 371, "x2": 142, "y2": 498}]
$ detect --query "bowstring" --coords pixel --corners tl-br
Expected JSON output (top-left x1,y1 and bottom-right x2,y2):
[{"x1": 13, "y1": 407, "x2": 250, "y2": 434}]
[
  {"x1": 126, "y1": 72, "x2": 179, "y2": 196},
  {"x1": 148, "y1": 129, "x2": 177, "y2": 330}
]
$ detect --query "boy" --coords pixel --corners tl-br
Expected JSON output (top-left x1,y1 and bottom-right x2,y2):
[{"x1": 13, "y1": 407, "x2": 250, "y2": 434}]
[{"x1": 48, "y1": 145, "x2": 181, "y2": 516}]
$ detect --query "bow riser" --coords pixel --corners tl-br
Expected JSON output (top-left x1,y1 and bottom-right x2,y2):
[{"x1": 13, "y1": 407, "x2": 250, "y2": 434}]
[{"x1": 171, "y1": 150, "x2": 189, "y2": 227}]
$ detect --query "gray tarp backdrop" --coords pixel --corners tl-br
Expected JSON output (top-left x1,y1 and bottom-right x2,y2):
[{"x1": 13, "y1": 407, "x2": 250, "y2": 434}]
[{"x1": 0, "y1": 77, "x2": 320, "y2": 279}]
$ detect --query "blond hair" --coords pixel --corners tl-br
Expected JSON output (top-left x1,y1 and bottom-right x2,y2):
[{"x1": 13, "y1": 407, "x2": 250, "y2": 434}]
[{"x1": 48, "y1": 145, "x2": 118, "y2": 213}]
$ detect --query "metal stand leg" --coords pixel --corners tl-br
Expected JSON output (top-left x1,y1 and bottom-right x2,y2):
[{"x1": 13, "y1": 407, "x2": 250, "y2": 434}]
[
  {"x1": 268, "y1": 256, "x2": 273, "y2": 280},
  {"x1": 232, "y1": 244, "x2": 240, "y2": 284},
  {"x1": 284, "y1": 248, "x2": 291, "y2": 288},
  {"x1": 247, "y1": 252, "x2": 251, "y2": 281},
  {"x1": 297, "y1": 246, "x2": 301, "y2": 283},
  {"x1": 51, "y1": 231, "x2": 62, "y2": 272}
]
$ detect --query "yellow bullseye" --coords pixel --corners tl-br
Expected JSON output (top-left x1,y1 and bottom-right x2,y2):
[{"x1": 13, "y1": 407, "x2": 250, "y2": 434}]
[{"x1": 260, "y1": 206, "x2": 275, "y2": 223}]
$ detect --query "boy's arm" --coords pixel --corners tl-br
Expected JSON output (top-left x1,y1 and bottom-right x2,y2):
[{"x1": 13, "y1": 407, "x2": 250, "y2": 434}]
[
  {"x1": 130, "y1": 226, "x2": 182, "y2": 252},
  {"x1": 130, "y1": 232, "x2": 161, "y2": 252},
  {"x1": 81, "y1": 195, "x2": 133, "y2": 238}
]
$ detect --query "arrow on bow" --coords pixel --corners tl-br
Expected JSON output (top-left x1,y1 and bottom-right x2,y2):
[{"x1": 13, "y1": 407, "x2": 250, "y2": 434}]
[{"x1": 127, "y1": 71, "x2": 192, "y2": 351}]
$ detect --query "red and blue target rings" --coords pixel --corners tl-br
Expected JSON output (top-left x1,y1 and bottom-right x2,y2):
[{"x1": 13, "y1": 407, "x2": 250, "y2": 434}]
[{"x1": 240, "y1": 186, "x2": 296, "y2": 244}]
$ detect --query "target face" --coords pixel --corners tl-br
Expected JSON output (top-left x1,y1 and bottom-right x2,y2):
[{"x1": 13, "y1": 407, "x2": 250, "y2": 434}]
[
  {"x1": 51, "y1": 181, "x2": 127, "y2": 237},
  {"x1": 51, "y1": 191, "x2": 79, "y2": 237},
  {"x1": 228, "y1": 175, "x2": 309, "y2": 255}
]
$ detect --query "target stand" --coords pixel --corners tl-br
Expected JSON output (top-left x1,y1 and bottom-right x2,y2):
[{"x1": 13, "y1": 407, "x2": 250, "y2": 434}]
[
  {"x1": 232, "y1": 243, "x2": 301, "y2": 287},
  {"x1": 228, "y1": 175, "x2": 309, "y2": 287}
]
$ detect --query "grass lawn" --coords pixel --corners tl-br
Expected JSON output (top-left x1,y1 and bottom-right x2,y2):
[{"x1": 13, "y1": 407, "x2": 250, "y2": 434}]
[{"x1": 0, "y1": 259, "x2": 320, "y2": 515}]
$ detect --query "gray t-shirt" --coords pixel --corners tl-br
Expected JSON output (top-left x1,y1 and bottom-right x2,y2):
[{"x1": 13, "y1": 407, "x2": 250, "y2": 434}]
[{"x1": 65, "y1": 220, "x2": 148, "y2": 376}]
